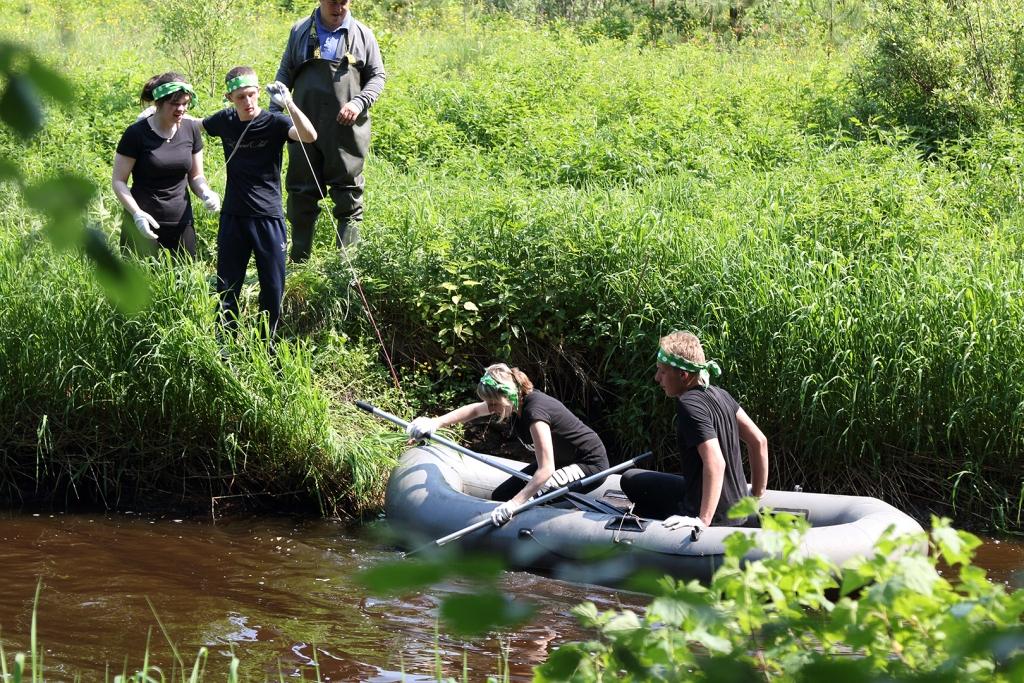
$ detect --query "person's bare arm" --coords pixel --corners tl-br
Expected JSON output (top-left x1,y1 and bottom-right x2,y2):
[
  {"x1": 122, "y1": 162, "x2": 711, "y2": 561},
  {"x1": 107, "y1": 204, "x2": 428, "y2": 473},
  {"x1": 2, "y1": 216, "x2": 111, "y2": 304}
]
[
  {"x1": 187, "y1": 151, "x2": 220, "y2": 212},
  {"x1": 111, "y1": 153, "x2": 142, "y2": 214},
  {"x1": 285, "y1": 101, "x2": 317, "y2": 143},
  {"x1": 187, "y1": 150, "x2": 211, "y2": 195},
  {"x1": 435, "y1": 401, "x2": 491, "y2": 428},
  {"x1": 406, "y1": 401, "x2": 491, "y2": 442},
  {"x1": 112, "y1": 153, "x2": 159, "y2": 238},
  {"x1": 696, "y1": 438, "x2": 726, "y2": 526},
  {"x1": 736, "y1": 408, "x2": 768, "y2": 497},
  {"x1": 509, "y1": 421, "x2": 556, "y2": 506}
]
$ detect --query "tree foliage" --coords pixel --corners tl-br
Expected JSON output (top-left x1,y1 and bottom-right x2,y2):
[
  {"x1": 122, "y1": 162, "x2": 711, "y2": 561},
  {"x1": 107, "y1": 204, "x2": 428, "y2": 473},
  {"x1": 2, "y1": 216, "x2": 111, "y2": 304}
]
[
  {"x1": 858, "y1": 0, "x2": 1024, "y2": 147},
  {"x1": 152, "y1": 0, "x2": 242, "y2": 98}
]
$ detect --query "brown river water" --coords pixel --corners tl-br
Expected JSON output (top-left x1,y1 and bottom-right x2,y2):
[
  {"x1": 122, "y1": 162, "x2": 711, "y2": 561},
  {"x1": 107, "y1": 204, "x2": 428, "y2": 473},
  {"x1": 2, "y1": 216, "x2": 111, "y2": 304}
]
[
  {"x1": 0, "y1": 512, "x2": 646, "y2": 682},
  {"x1": 0, "y1": 511, "x2": 1020, "y2": 682}
]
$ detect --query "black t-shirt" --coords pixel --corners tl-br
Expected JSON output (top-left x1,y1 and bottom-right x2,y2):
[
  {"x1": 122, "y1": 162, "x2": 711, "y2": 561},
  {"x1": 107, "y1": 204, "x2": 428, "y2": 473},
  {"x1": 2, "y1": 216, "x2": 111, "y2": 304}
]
[
  {"x1": 676, "y1": 385, "x2": 749, "y2": 525},
  {"x1": 115, "y1": 118, "x2": 203, "y2": 228},
  {"x1": 202, "y1": 109, "x2": 293, "y2": 217},
  {"x1": 511, "y1": 391, "x2": 608, "y2": 470}
]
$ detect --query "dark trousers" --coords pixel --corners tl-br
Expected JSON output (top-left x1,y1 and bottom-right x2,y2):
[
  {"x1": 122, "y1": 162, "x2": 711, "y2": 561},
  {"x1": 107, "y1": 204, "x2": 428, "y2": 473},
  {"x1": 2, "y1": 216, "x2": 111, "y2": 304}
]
[
  {"x1": 491, "y1": 462, "x2": 606, "y2": 502},
  {"x1": 216, "y1": 213, "x2": 287, "y2": 337},
  {"x1": 620, "y1": 469, "x2": 759, "y2": 526},
  {"x1": 286, "y1": 140, "x2": 364, "y2": 262},
  {"x1": 619, "y1": 469, "x2": 688, "y2": 519}
]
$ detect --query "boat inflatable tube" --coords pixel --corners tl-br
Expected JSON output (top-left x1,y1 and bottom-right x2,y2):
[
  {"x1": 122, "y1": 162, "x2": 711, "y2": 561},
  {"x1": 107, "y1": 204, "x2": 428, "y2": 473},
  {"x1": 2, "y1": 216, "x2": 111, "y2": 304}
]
[{"x1": 385, "y1": 444, "x2": 926, "y2": 586}]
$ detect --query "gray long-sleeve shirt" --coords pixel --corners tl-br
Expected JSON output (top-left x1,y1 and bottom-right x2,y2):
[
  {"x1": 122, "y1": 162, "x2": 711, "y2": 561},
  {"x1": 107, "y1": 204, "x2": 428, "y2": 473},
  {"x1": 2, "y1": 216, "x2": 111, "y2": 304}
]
[{"x1": 271, "y1": 13, "x2": 385, "y2": 114}]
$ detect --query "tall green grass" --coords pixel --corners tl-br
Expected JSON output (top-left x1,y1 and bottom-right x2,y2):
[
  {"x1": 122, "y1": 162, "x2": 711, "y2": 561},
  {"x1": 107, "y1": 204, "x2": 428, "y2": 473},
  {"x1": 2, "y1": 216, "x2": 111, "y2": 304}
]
[
  {"x1": 0, "y1": 223, "x2": 403, "y2": 513},
  {"x1": 1, "y1": 1, "x2": 1022, "y2": 526},
  {"x1": 0, "y1": 1, "x2": 411, "y2": 514},
  {"x1": 348, "y1": 23, "x2": 1024, "y2": 525}
]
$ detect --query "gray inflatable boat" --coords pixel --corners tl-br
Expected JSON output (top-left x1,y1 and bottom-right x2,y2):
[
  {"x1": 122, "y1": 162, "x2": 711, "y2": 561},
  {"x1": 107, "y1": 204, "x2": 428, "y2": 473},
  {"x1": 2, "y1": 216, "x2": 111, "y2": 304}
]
[{"x1": 384, "y1": 443, "x2": 925, "y2": 585}]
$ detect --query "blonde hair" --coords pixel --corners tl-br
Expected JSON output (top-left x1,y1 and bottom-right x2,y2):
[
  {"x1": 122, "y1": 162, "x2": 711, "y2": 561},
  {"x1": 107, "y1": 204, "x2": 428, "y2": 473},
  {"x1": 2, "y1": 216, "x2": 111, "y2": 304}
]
[
  {"x1": 659, "y1": 331, "x2": 705, "y2": 364},
  {"x1": 476, "y1": 363, "x2": 533, "y2": 420}
]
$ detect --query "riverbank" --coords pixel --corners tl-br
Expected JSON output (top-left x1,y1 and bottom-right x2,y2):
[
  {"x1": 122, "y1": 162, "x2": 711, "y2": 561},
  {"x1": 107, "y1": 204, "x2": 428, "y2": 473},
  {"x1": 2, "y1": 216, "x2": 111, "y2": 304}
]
[{"x1": 0, "y1": 0, "x2": 1021, "y2": 528}]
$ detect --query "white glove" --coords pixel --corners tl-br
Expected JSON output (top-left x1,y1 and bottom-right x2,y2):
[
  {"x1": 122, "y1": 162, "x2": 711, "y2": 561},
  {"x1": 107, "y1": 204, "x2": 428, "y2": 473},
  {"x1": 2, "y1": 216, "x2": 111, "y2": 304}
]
[
  {"x1": 200, "y1": 189, "x2": 221, "y2": 213},
  {"x1": 405, "y1": 416, "x2": 440, "y2": 440},
  {"x1": 662, "y1": 515, "x2": 706, "y2": 531},
  {"x1": 490, "y1": 501, "x2": 519, "y2": 526},
  {"x1": 265, "y1": 81, "x2": 291, "y2": 108},
  {"x1": 135, "y1": 105, "x2": 156, "y2": 122},
  {"x1": 132, "y1": 210, "x2": 159, "y2": 240}
]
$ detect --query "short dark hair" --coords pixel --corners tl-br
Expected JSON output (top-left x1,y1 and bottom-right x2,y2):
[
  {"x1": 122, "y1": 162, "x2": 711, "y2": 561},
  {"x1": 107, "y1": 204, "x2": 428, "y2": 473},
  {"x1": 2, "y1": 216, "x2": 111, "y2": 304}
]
[
  {"x1": 140, "y1": 72, "x2": 191, "y2": 106},
  {"x1": 224, "y1": 66, "x2": 257, "y2": 83}
]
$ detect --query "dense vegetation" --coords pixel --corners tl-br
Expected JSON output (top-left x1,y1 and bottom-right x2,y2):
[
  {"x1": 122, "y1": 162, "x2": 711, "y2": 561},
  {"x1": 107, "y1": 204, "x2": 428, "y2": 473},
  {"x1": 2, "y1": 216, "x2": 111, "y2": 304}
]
[
  {"x1": 532, "y1": 509, "x2": 1024, "y2": 681},
  {"x1": 0, "y1": 1, "x2": 1021, "y2": 681},
  {"x1": 1, "y1": 0, "x2": 1023, "y2": 529}
]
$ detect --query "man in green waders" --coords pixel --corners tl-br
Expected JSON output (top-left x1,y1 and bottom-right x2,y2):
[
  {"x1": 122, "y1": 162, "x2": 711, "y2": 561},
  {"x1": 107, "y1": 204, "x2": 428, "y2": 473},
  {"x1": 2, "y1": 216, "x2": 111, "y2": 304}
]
[{"x1": 272, "y1": 0, "x2": 386, "y2": 261}]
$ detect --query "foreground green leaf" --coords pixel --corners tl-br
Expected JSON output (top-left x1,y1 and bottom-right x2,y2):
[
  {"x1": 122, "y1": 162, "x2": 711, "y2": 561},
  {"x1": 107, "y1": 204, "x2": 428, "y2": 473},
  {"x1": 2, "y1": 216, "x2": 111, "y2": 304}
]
[
  {"x1": 0, "y1": 74, "x2": 42, "y2": 137},
  {"x1": 439, "y1": 589, "x2": 534, "y2": 636},
  {"x1": 81, "y1": 228, "x2": 151, "y2": 313}
]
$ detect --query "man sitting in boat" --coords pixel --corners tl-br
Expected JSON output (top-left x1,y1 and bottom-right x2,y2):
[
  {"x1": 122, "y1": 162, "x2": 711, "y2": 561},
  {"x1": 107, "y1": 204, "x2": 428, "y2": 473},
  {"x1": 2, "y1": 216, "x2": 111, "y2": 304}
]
[
  {"x1": 406, "y1": 364, "x2": 611, "y2": 526},
  {"x1": 621, "y1": 331, "x2": 769, "y2": 531}
]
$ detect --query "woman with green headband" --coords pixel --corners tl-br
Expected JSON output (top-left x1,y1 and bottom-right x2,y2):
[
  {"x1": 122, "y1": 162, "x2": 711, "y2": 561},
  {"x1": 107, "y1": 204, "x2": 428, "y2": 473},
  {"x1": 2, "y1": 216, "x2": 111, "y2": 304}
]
[
  {"x1": 406, "y1": 363, "x2": 610, "y2": 526},
  {"x1": 621, "y1": 331, "x2": 769, "y2": 531},
  {"x1": 112, "y1": 72, "x2": 220, "y2": 257}
]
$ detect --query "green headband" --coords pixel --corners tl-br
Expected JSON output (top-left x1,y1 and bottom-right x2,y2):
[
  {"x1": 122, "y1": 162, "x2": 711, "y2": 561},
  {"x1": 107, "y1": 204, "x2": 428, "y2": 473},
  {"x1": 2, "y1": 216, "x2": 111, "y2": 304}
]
[
  {"x1": 479, "y1": 374, "x2": 519, "y2": 409},
  {"x1": 225, "y1": 73, "x2": 259, "y2": 94},
  {"x1": 657, "y1": 347, "x2": 722, "y2": 387},
  {"x1": 151, "y1": 81, "x2": 197, "y2": 107}
]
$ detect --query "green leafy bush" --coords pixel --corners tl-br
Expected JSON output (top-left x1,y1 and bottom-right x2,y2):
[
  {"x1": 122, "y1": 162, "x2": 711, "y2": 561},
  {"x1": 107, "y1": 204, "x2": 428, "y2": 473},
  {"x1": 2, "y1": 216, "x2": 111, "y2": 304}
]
[
  {"x1": 536, "y1": 510, "x2": 1024, "y2": 681},
  {"x1": 857, "y1": 0, "x2": 1024, "y2": 148},
  {"x1": 352, "y1": 20, "x2": 1024, "y2": 527},
  {"x1": 2, "y1": 1, "x2": 1023, "y2": 528},
  {"x1": 152, "y1": 0, "x2": 241, "y2": 98},
  {"x1": 576, "y1": 0, "x2": 699, "y2": 44}
]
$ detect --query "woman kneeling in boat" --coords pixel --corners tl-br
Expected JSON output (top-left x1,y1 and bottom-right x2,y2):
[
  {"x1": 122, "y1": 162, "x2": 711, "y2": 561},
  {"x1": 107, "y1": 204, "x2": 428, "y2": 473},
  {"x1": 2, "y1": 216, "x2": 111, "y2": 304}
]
[{"x1": 406, "y1": 364, "x2": 610, "y2": 526}]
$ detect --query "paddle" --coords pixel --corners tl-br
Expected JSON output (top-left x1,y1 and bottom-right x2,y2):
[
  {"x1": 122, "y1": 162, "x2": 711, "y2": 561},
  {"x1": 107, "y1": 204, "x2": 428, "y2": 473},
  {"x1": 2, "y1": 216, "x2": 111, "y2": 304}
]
[
  {"x1": 427, "y1": 452, "x2": 652, "y2": 550},
  {"x1": 354, "y1": 400, "x2": 625, "y2": 516}
]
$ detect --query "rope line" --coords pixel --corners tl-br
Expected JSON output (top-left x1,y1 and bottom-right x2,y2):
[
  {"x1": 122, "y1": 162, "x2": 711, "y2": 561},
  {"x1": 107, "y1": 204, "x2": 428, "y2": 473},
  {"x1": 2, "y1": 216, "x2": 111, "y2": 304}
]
[
  {"x1": 224, "y1": 115, "x2": 256, "y2": 167},
  {"x1": 612, "y1": 503, "x2": 642, "y2": 544},
  {"x1": 293, "y1": 126, "x2": 403, "y2": 394}
]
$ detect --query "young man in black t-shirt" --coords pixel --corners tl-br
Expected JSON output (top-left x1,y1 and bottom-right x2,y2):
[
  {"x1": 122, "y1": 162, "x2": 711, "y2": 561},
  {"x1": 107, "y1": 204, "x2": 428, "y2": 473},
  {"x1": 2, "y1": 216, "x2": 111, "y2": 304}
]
[
  {"x1": 621, "y1": 331, "x2": 769, "y2": 530},
  {"x1": 200, "y1": 66, "x2": 317, "y2": 338}
]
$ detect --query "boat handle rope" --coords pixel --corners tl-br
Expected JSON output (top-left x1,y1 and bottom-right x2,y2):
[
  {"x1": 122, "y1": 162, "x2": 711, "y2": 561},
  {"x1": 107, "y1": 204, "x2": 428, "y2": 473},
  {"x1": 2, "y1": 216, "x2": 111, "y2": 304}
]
[{"x1": 612, "y1": 504, "x2": 644, "y2": 544}]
